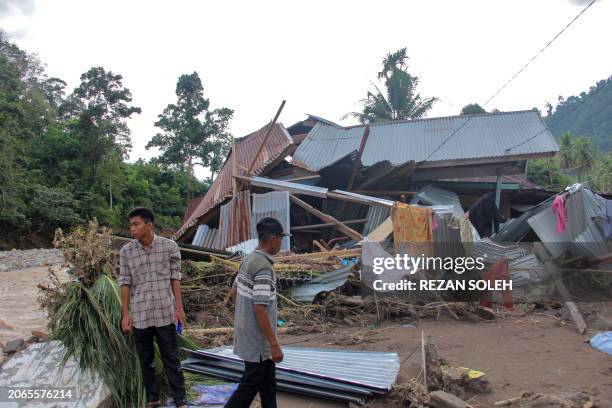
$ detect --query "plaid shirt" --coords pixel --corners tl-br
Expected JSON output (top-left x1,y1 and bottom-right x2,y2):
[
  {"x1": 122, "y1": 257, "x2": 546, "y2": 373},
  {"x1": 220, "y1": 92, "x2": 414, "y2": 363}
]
[{"x1": 118, "y1": 234, "x2": 182, "y2": 329}]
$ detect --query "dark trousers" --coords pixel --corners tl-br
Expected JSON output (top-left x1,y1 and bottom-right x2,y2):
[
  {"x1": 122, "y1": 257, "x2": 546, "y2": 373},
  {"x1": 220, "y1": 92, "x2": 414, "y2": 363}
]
[
  {"x1": 224, "y1": 358, "x2": 277, "y2": 408},
  {"x1": 133, "y1": 323, "x2": 186, "y2": 406}
]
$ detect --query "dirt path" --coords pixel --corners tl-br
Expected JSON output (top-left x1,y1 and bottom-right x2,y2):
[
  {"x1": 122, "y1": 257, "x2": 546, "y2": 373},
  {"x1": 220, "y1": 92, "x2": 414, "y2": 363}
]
[
  {"x1": 1, "y1": 259, "x2": 611, "y2": 407},
  {"x1": 278, "y1": 317, "x2": 612, "y2": 406}
]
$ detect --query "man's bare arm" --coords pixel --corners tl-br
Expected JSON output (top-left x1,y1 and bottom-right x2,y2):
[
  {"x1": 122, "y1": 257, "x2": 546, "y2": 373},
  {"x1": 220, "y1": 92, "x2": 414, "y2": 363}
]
[{"x1": 254, "y1": 304, "x2": 283, "y2": 362}]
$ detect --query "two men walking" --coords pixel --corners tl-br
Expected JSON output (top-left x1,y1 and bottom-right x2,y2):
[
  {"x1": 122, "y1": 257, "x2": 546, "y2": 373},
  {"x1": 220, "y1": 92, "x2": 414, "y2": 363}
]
[{"x1": 119, "y1": 206, "x2": 285, "y2": 408}]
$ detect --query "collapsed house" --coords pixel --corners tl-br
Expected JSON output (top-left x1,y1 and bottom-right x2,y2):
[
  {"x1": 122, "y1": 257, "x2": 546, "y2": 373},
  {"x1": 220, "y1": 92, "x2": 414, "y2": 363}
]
[
  {"x1": 167, "y1": 109, "x2": 612, "y2": 405},
  {"x1": 174, "y1": 109, "x2": 560, "y2": 251}
]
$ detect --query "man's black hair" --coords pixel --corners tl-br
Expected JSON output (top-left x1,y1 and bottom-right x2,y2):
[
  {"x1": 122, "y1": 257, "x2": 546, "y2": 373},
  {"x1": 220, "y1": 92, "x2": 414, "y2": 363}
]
[{"x1": 128, "y1": 207, "x2": 155, "y2": 224}]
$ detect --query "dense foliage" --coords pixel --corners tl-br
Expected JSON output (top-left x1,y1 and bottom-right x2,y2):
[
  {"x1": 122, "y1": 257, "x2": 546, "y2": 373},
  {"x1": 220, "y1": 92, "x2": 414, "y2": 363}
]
[{"x1": 0, "y1": 33, "x2": 218, "y2": 248}]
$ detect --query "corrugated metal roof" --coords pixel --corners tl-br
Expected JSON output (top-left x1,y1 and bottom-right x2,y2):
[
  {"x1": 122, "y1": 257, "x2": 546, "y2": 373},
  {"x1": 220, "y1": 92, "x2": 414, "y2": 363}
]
[
  {"x1": 251, "y1": 176, "x2": 329, "y2": 197},
  {"x1": 226, "y1": 238, "x2": 259, "y2": 254},
  {"x1": 174, "y1": 123, "x2": 294, "y2": 240},
  {"x1": 411, "y1": 185, "x2": 465, "y2": 218},
  {"x1": 251, "y1": 191, "x2": 291, "y2": 251},
  {"x1": 362, "y1": 205, "x2": 391, "y2": 236},
  {"x1": 189, "y1": 346, "x2": 400, "y2": 393},
  {"x1": 217, "y1": 190, "x2": 252, "y2": 249},
  {"x1": 292, "y1": 110, "x2": 558, "y2": 171},
  {"x1": 527, "y1": 186, "x2": 608, "y2": 258},
  {"x1": 289, "y1": 262, "x2": 356, "y2": 302}
]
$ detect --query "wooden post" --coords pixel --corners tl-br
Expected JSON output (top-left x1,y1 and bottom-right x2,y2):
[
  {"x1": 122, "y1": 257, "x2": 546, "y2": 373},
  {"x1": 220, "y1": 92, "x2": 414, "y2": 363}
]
[
  {"x1": 338, "y1": 126, "x2": 370, "y2": 217},
  {"x1": 534, "y1": 243, "x2": 587, "y2": 334},
  {"x1": 246, "y1": 100, "x2": 286, "y2": 176},
  {"x1": 346, "y1": 126, "x2": 370, "y2": 192},
  {"x1": 289, "y1": 195, "x2": 364, "y2": 242},
  {"x1": 231, "y1": 136, "x2": 238, "y2": 196}
]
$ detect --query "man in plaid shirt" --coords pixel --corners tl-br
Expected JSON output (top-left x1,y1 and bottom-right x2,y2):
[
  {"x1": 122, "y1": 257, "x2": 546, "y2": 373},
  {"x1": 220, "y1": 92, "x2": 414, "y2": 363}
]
[{"x1": 118, "y1": 207, "x2": 187, "y2": 408}]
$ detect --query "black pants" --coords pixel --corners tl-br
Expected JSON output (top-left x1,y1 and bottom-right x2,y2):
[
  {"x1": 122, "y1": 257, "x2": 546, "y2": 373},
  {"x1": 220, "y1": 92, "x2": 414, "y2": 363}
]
[
  {"x1": 133, "y1": 323, "x2": 186, "y2": 406},
  {"x1": 224, "y1": 358, "x2": 277, "y2": 408}
]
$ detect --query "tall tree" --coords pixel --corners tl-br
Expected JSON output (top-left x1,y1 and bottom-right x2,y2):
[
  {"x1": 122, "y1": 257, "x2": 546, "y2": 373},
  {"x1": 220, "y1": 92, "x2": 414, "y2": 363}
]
[
  {"x1": 460, "y1": 103, "x2": 486, "y2": 115},
  {"x1": 573, "y1": 136, "x2": 597, "y2": 182},
  {"x1": 558, "y1": 132, "x2": 573, "y2": 169},
  {"x1": 146, "y1": 72, "x2": 233, "y2": 197},
  {"x1": 61, "y1": 67, "x2": 141, "y2": 183},
  {"x1": 345, "y1": 48, "x2": 437, "y2": 123}
]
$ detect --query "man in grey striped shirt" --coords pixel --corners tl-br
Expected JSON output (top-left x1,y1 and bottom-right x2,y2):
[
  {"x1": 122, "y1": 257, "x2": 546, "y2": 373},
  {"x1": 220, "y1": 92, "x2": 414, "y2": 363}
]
[{"x1": 225, "y1": 217, "x2": 289, "y2": 408}]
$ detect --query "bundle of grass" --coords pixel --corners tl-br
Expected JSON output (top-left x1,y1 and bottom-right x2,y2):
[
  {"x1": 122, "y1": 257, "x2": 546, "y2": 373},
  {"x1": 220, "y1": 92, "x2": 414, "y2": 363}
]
[{"x1": 39, "y1": 220, "x2": 197, "y2": 407}]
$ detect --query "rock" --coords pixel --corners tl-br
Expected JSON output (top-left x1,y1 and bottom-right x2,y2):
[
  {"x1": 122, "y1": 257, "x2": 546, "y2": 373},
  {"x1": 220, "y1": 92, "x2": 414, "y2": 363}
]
[
  {"x1": 429, "y1": 390, "x2": 470, "y2": 408},
  {"x1": 31, "y1": 330, "x2": 48, "y2": 340},
  {"x1": 4, "y1": 338, "x2": 25, "y2": 354}
]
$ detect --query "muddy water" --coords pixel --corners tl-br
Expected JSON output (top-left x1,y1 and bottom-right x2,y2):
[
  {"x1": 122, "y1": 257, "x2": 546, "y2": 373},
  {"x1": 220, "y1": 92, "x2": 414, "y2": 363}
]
[{"x1": 0, "y1": 266, "x2": 68, "y2": 348}]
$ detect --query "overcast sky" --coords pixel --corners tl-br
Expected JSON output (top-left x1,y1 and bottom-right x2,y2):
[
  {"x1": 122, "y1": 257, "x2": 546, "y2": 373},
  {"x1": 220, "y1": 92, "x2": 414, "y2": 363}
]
[{"x1": 2, "y1": 0, "x2": 611, "y2": 178}]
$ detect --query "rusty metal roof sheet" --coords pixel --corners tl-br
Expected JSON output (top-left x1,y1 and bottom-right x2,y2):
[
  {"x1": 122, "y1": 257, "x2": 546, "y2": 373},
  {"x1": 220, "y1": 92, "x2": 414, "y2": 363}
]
[{"x1": 174, "y1": 123, "x2": 293, "y2": 240}]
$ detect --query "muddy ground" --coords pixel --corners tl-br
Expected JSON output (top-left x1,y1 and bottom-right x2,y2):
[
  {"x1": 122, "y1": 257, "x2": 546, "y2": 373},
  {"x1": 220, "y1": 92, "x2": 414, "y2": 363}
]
[{"x1": 1, "y1": 255, "x2": 611, "y2": 407}]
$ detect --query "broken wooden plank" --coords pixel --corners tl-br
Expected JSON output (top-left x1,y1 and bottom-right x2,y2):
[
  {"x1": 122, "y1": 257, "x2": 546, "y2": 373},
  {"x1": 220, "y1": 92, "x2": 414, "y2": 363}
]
[
  {"x1": 291, "y1": 218, "x2": 368, "y2": 231},
  {"x1": 290, "y1": 195, "x2": 364, "y2": 242},
  {"x1": 365, "y1": 217, "x2": 393, "y2": 242},
  {"x1": 312, "y1": 240, "x2": 328, "y2": 252},
  {"x1": 534, "y1": 242, "x2": 587, "y2": 335},
  {"x1": 274, "y1": 248, "x2": 361, "y2": 262},
  {"x1": 429, "y1": 391, "x2": 470, "y2": 408},
  {"x1": 246, "y1": 100, "x2": 286, "y2": 176},
  {"x1": 421, "y1": 330, "x2": 428, "y2": 393}
]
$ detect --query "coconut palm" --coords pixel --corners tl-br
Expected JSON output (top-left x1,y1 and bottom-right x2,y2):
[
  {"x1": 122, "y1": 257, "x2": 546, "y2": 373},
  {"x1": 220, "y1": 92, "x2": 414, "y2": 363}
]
[
  {"x1": 345, "y1": 48, "x2": 438, "y2": 124},
  {"x1": 558, "y1": 132, "x2": 573, "y2": 169},
  {"x1": 573, "y1": 136, "x2": 597, "y2": 182}
]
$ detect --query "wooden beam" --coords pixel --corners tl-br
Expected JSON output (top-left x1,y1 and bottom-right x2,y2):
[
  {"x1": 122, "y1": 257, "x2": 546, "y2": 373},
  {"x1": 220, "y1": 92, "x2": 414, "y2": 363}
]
[
  {"x1": 353, "y1": 190, "x2": 418, "y2": 195},
  {"x1": 312, "y1": 240, "x2": 329, "y2": 252},
  {"x1": 291, "y1": 218, "x2": 368, "y2": 231},
  {"x1": 339, "y1": 127, "x2": 370, "y2": 216},
  {"x1": 290, "y1": 195, "x2": 364, "y2": 242},
  {"x1": 346, "y1": 126, "x2": 370, "y2": 191},
  {"x1": 231, "y1": 136, "x2": 238, "y2": 196},
  {"x1": 274, "y1": 248, "x2": 361, "y2": 262},
  {"x1": 365, "y1": 217, "x2": 393, "y2": 242},
  {"x1": 246, "y1": 100, "x2": 286, "y2": 176},
  {"x1": 534, "y1": 243, "x2": 587, "y2": 335}
]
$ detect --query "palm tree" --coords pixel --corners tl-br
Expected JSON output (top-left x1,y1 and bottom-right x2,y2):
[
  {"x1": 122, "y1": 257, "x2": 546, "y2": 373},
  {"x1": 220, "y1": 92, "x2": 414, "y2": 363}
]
[
  {"x1": 573, "y1": 137, "x2": 597, "y2": 182},
  {"x1": 345, "y1": 48, "x2": 438, "y2": 124},
  {"x1": 558, "y1": 132, "x2": 573, "y2": 169}
]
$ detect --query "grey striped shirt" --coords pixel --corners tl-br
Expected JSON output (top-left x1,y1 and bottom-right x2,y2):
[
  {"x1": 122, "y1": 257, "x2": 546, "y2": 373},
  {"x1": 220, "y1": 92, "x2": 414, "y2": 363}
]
[{"x1": 232, "y1": 248, "x2": 277, "y2": 362}]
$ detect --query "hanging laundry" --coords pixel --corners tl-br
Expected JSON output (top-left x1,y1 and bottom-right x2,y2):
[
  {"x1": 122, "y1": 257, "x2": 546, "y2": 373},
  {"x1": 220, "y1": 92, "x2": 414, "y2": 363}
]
[
  {"x1": 605, "y1": 199, "x2": 612, "y2": 239},
  {"x1": 431, "y1": 213, "x2": 439, "y2": 231},
  {"x1": 391, "y1": 203, "x2": 433, "y2": 256},
  {"x1": 467, "y1": 192, "x2": 501, "y2": 238},
  {"x1": 551, "y1": 193, "x2": 568, "y2": 234},
  {"x1": 450, "y1": 215, "x2": 474, "y2": 255}
]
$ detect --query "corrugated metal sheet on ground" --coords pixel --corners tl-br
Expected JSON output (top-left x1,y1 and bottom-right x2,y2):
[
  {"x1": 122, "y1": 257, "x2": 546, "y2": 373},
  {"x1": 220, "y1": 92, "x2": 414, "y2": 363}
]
[
  {"x1": 292, "y1": 110, "x2": 558, "y2": 171},
  {"x1": 181, "y1": 361, "x2": 366, "y2": 405},
  {"x1": 362, "y1": 205, "x2": 391, "y2": 236},
  {"x1": 289, "y1": 262, "x2": 356, "y2": 302},
  {"x1": 411, "y1": 185, "x2": 465, "y2": 218},
  {"x1": 174, "y1": 123, "x2": 293, "y2": 240},
  {"x1": 251, "y1": 191, "x2": 291, "y2": 251},
  {"x1": 186, "y1": 346, "x2": 399, "y2": 392}
]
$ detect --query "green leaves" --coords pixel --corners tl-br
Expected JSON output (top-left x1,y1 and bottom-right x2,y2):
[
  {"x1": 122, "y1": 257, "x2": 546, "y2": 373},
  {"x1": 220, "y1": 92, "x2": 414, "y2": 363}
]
[
  {"x1": 146, "y1": 71, "x2": 233, "y2": 196},
  {"x1": 346, "y1": 48, "x2": 438, "y2": 124}
]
